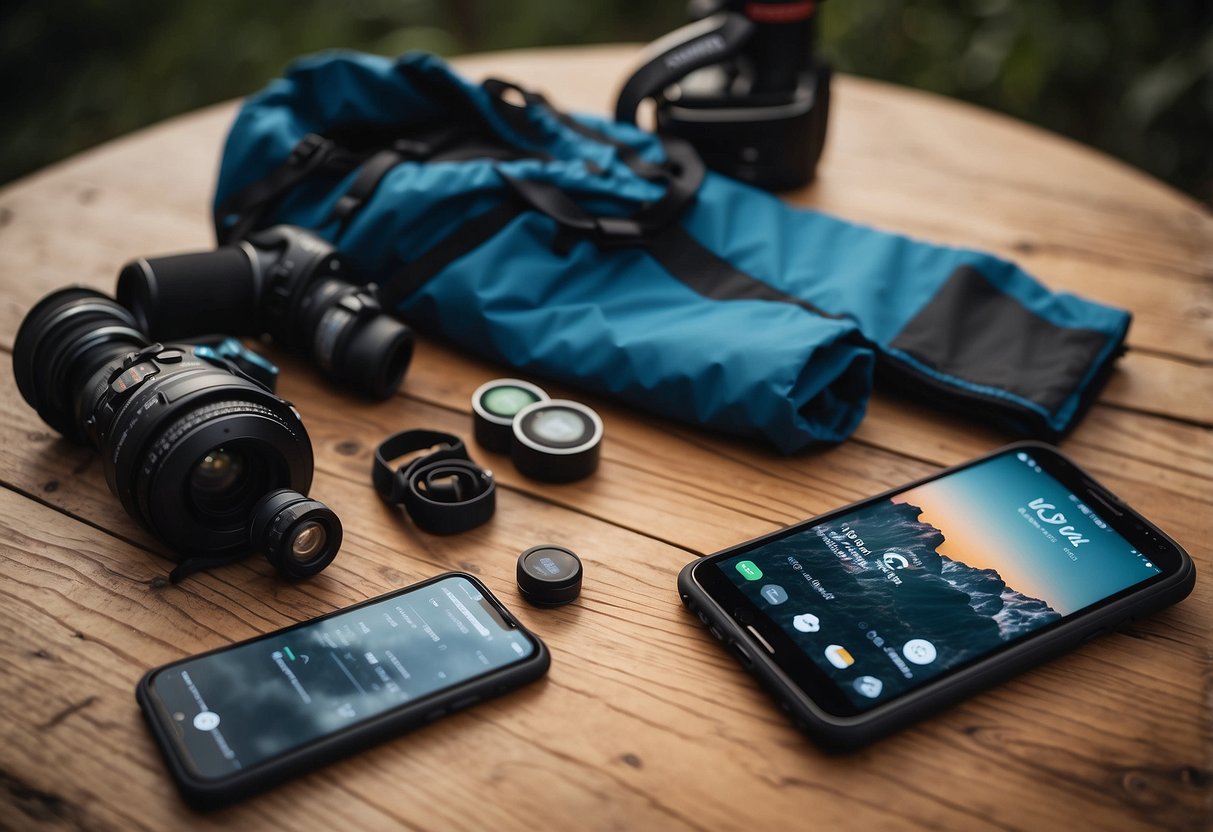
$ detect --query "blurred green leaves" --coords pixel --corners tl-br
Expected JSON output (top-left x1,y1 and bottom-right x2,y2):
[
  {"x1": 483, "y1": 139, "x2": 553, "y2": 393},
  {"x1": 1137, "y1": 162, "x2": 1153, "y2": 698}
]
[{"x1": 2, "y1": 0, "x2": 1209, "y2": 201}]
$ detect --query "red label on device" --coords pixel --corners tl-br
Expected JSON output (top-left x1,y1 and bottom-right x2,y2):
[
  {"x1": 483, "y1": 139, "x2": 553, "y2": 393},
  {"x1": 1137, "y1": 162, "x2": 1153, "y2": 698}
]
[{"x1": 745, "y1": 1, "x2": 816, "y2": 23}]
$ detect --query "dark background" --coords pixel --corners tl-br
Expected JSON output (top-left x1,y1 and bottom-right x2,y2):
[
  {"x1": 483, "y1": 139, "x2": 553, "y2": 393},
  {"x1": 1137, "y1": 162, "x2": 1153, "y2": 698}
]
[{"x1": 3, "y1": 0, "x2": 1211, "y2": 202}]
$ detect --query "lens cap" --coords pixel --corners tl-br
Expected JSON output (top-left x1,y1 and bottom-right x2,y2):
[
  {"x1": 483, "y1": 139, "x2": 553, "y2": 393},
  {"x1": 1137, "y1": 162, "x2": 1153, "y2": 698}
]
[
  {"x1": 472, "y1": 378, "x2": 549, "y2": 453},
  {"x1": 511, "y1": 400, "x2": 603, "y2": 483},
  {"x1": 516, "y1": 545, "x2": 583, "y2": 607}
]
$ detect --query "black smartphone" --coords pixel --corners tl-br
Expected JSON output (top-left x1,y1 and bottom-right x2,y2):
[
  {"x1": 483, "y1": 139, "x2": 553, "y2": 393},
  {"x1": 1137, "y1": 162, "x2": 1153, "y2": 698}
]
[
  {"x1": 678, "y1": 442, "x2": 1195, "y2": 750},
  {"x1": 137, "y1": 572, "x2": 550, "y2": 808}
]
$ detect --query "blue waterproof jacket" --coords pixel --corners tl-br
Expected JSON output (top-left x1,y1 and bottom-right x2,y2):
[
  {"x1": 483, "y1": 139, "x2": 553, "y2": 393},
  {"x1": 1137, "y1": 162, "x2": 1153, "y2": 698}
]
[{"x1": 213, "y1": 51, "x2": 1130, "y2": 452}]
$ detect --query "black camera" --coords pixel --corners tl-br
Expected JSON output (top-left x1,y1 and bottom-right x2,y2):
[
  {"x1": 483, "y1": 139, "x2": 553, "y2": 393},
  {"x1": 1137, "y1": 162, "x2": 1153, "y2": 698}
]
[
  {"x1": 13, "y1": 286, "x2": 342, "y2": 581},
  {"x1": 616, "y1": 0, "x2": 831, "y2": 190},
  {"x1": 117, "y1": 225, "x2": 413, "y2": 400}
]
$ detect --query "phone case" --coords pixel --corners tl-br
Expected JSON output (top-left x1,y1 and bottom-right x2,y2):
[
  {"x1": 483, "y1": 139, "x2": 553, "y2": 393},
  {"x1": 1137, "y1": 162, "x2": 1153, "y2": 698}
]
[
  {"x1": 678, "y1": 442, "x2": 1196, "y2": 751},
  {"x1": 136, "y1": 572, "x2": 551, "y2": 809}
]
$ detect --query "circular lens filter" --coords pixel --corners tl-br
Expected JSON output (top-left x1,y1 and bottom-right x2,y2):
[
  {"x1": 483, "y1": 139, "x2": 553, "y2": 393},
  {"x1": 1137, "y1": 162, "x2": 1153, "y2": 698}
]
[
  {"x1": 511, "y1": 399, "x2": 603, "y2": 483},
  {"x1": 472, "y1": 378, "x2": 549, "y2": 453}
]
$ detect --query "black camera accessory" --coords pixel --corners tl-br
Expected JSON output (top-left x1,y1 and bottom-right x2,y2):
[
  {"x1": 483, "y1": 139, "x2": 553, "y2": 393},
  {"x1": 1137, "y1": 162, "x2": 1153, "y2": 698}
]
[
  {"x1": 471, "y1": 378, "x2": 550, "y2": 453},
  {"x1": 13, "y1": 286, "x2": 340, "y2": 581},
  {"x1": 516, "y1": 545, "x2": 583, "y2": 607},
  {"x1": 373, "y1": 429, "x2": 495, "y2": 534},
  {"x1": 117, "y1": 225, "x2": 414, "y2": 399},
  {"x1": 249, "y1": 489, "x2": 343, "y2": 579},
  {"x1": 616, "y1": 0, "x2": 831, "y2": 190},
  {"x1": 510, "y1": 400, "x2": 603, "y2": 483}
]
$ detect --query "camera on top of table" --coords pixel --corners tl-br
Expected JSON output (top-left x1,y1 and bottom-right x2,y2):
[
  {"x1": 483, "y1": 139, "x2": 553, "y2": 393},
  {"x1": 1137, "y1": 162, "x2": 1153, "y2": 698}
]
[
  {"x1": 616, "y1": 0, "x2": 832, "y2": 190},
  {"x1": 117, "y1": 225, "x2": 413, "y2": 401},
  {"x1": 13, "y1": 286, "x2": 342, "y2": 581}
]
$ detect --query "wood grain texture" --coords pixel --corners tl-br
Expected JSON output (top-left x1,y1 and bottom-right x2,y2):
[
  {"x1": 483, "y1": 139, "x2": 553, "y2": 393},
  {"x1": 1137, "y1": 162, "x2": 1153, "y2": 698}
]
[{"x1": 0, "y1": 45, "x2": 1209, "y2": 831}]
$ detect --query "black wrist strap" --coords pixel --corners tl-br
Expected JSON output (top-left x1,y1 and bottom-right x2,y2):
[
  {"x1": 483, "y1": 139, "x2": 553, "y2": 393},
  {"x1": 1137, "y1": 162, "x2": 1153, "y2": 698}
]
[{"x1": 372, "y1": 429, "x2": 496, "y2": 535}]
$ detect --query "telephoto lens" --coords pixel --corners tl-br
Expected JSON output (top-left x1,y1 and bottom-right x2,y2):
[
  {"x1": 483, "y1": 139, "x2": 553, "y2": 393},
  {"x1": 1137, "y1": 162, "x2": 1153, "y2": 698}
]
[
  {"x1": 117, "y1": 225, "x2": 413, "y2": 399},
  {"x1": 13, "y1": 286, "x2": 342, "y2": 581}
]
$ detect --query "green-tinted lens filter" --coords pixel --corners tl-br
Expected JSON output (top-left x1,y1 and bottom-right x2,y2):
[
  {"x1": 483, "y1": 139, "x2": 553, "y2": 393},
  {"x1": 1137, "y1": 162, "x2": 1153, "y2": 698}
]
[{"x1": 472, "y1": 378, "x2": 550, "y2": 454}]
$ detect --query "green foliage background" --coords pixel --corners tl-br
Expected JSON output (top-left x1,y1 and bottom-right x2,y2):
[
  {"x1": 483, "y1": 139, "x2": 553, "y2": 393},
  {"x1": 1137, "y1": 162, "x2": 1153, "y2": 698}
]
[{"x1": 2, "y1": 0, "x2": 1210, "y2": 201}]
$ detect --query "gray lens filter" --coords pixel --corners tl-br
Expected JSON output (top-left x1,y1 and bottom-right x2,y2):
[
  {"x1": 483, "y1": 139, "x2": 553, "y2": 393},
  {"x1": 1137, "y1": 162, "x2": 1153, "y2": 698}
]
[{"x1": 511, "y1": 399, "x2": 603, "y2": 483}]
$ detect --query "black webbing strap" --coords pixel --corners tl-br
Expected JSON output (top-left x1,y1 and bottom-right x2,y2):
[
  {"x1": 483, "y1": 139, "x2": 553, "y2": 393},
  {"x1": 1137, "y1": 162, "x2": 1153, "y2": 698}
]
[
  {"x1": 377, "y1": 202, "x2": 526, "y2": 311},
  {"x1": 372, "y1": 429, "x2": 495, "y2": 535},
  {"x1": 215, "y1": 133, "x2": 364, "y2": 244},
  {"x1": 326, "y1": 123, "x2": 526, "y2": 234},
  {"x1": 491, "y1": 134, "x2": 704, "y2": 247},
  {"x1": 642, "y1": 224, "x2": 844, "y2": 320}
]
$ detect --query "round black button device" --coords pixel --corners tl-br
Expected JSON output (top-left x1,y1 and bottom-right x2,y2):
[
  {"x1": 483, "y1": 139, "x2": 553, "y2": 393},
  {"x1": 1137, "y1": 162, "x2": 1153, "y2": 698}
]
[{"x1": 516, "y1": 545, "x2": 583, "y2": 607}]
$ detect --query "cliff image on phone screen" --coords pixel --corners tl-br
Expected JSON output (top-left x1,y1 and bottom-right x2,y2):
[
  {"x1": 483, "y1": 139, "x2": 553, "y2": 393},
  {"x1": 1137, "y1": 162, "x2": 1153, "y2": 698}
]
[{"x1": 721, "y1": 452, "x2": 1162, "y2": 709}]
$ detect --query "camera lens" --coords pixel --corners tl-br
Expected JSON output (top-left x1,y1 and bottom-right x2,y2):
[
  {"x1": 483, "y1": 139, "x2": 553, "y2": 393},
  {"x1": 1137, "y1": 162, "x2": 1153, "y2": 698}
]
[
  {"x1": 13, "y1": 286, "x2": 147, "y2": 441},
  {"x1": 290, "y1": 521, "x2": 328, "y2": 560},
  {"x1": 192, "y1": 448, "x2": 245, "y2": 495},
  {"x1": 302, "y1": 279, "x2": 414, "y2": 400},
  {"x1": 250, "y1": 489, "x2": 342, "y2": 579},
  {"x1": 185, "y1": 443, "x2": 273, "y2": 525}
]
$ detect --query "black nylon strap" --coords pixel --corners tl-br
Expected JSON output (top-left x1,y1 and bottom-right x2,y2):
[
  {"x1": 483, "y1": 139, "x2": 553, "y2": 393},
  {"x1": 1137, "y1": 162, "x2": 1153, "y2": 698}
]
[
  {"x1": 492, "y1": 133, "x2": 703, "y2": 248},
  {"x1": 372, "y1": 429, "x2": 495, "y2": 535},
  {"x1": 642, "y1": 223, "x2": 843, "y2": 320},
  {"x1": 377, "y1": 203, "x2": 526, "y2": 311},
  {"x1": 215, "y1": 134, "x2": 364, "y2": 244},
  {"x1": 329, "y1": 148, "x2": 407, "y2": 224}
]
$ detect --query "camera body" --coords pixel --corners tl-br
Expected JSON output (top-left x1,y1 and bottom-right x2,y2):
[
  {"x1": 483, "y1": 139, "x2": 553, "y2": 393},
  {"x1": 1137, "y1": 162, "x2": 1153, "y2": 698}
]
[
  {"x1": 616, "y1": 0, "x2": 831, "y2": 190},
  {"x1": 14, "y1": 287, "x2": 341, "y2": 580},
  {"x1": 118, "y1": 225, "x2": 413, "y2": 400}
]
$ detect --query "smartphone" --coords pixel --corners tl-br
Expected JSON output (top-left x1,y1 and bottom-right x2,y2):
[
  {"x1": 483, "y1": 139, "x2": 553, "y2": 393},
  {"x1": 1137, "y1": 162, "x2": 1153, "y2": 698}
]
[
  {"x1": 137, "y1": 572, "x2": 550, "y2": 808},
  {"x1": 679, "y1": 442, "x2": 1195, "y2": 750}
]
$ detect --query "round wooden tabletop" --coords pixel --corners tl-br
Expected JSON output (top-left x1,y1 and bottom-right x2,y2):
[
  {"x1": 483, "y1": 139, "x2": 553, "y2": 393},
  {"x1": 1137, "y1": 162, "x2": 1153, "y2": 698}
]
[{"x1": 1, "y1": 45, "x2": 1209, "y2": 830}]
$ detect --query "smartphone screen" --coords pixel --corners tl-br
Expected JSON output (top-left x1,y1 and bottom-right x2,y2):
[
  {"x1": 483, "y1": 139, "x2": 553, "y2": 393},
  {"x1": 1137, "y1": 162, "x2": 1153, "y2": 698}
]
[
  {"x1": 697, "y1": 447, "x2": 1172, "y2": 715},
  {"x1": 146, "y1": 575, "x2": 538, "y2": 779}
]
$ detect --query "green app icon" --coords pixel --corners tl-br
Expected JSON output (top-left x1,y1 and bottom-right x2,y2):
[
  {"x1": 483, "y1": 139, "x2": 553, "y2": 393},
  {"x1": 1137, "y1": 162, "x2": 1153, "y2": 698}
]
[{"x1": 735, "y1": 560, "x2": 763, "y2": 581}]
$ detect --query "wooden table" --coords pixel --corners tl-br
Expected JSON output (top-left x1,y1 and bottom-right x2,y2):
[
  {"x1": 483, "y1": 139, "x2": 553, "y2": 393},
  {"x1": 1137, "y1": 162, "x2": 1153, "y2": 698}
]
[{"x1": 2, "y1": 45, "x2": 1210, "y2": 831}]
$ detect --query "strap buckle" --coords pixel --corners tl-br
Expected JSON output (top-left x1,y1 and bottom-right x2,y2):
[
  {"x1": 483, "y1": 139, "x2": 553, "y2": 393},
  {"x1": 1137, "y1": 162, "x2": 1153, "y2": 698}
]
[
  {"x1": 592, "y1": 216, "x2": 645, "y2": 247},
  {"x1": 288, "y1": 133, "x2": 330, "y2": 167}
]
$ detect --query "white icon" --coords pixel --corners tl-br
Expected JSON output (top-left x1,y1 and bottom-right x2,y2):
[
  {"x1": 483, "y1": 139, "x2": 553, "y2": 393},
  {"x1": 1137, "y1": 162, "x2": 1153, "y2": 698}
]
[
  {"x1": 336, "y1": 703, "x2": 356, "y2": 718},
  {"x1": 301, "y1": 654, "x2": 310, "y2": 664},
  {"x1": 760, "y1": 584, "x2": 788, "y2": 605},
  {"x1": 271, "y1": 651, "x2": 283, "y2": 660},
  {"x1": 193, "y1": 711, "x2": 220, "y2": 731},
  {"x1": 853, "y1": 676, "x2": 883, "y2": 698},
  {"x1": 792, "y1": 613, "x2": 821, "y2": 633},
  {"x1": 902, "y1": 638, "x2": 937, "y2": 665},
  {"x1": 882, "y1": 552, "x2": 910, "y2": 570},
  {"x1": 824, "y1": 644, "x2": 855, "y2": 669}
]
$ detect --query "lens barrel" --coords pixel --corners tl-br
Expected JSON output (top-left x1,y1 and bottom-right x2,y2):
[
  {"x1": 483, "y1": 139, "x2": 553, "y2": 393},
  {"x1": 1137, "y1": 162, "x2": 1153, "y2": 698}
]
[
  {"x1": 118, "y1": 247, "x2": 261, "y2": 339},
  {"x1": 13, "y1": 287, "x2": 148, "y2": 441}
]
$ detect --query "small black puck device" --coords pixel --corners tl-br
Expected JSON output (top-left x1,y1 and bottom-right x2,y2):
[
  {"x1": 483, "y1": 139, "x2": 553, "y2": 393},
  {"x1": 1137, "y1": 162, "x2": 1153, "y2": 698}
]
[
  {"x1": 511, "y1": 399, "x2": 603, "y2": 483},
  {"x1": 516, "y1": 545, "x2": 583, "y2": 607},
  {"x1": 472, "y1": 378, "x2": 549, "y2": 453}
]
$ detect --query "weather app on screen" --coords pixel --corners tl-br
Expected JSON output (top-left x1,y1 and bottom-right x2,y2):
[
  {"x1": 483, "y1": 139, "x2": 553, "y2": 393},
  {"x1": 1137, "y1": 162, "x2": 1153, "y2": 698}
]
[
  {"x1": 718, "y1": 451, "x2": 1162, "y2": 709},
  {"x1": 151, "y1": 576, "x2": 534, "y2": 777}
]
